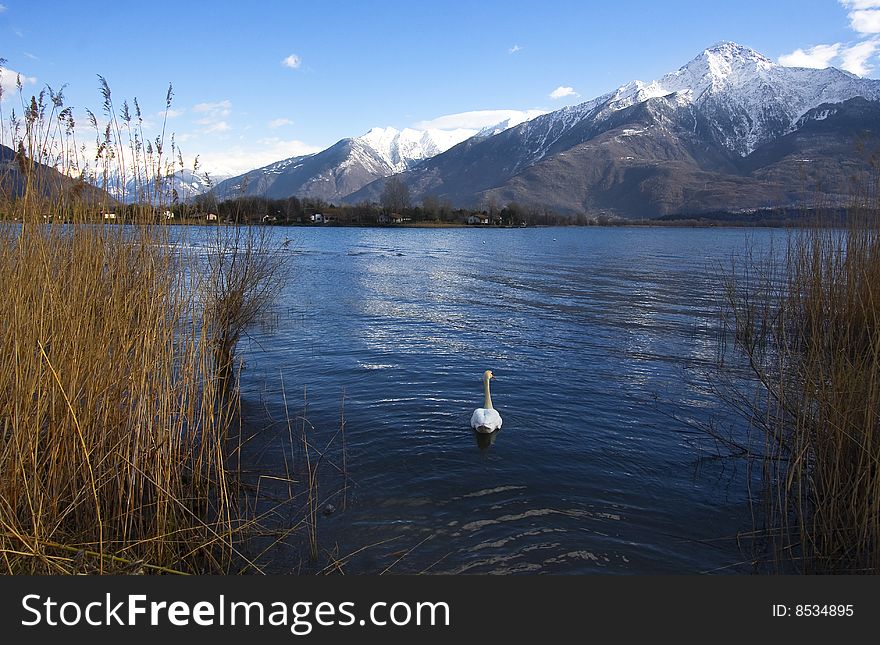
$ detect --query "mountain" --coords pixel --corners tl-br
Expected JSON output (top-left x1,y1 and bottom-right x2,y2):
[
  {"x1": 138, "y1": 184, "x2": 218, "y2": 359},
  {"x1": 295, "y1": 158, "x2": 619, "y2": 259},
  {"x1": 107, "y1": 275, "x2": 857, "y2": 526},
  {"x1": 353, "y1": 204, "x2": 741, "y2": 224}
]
[
  {"x1": 1, "y1": 143, "x2": 107, "y2": 204},
  {"x1": 211, "y1": 122, "x2": 527, "y2": 203},
  {"x1": 0, "y1": 143, "x2": 25, "y2": 197},
  {"x1": 1, "y1": 143, "x2": 217, "y2": 206},
  {"x1": 118, "y1": 169, "x2": 225, "y2": 204},
  {"x1": 348, "y1": 42, "x2": 880, "y2": 217},
  {"x1": 0, "y1": 144, "x2": 14, "y2": 167}
]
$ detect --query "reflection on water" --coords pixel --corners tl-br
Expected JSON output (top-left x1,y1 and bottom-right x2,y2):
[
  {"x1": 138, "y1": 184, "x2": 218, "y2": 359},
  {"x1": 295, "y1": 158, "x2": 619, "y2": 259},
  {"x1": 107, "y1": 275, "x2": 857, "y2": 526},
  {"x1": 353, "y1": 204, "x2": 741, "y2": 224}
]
[
  {"x1": 219, "y1": 226, "x2": 778, "y2": 574},
  {"x1": 475, "y1": 429, "x2": 500, "y2": 451}
]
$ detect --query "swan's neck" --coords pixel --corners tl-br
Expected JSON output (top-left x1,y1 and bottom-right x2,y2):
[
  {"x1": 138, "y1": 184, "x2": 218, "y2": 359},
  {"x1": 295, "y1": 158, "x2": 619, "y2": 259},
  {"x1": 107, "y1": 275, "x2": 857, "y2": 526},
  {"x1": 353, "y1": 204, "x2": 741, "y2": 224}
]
[{"x1": 483, "y1": 377, "x2": 494, "y2": 410}]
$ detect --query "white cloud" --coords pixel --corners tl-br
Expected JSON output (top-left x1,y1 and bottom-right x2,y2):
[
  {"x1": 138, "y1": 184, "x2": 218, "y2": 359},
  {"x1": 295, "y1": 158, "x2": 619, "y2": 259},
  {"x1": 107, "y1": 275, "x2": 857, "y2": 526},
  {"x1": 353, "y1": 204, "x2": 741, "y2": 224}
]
[
  {"x1": 282, "y1": 54, "x2": 302, "y2": 69},
  {"x1": 778, "y1": 43, "x2": 842, "y2": 68},
  {"x1": 413, "y1": 108, "x2": 546, "y2": 130},
  {"x1": 0, "y1": 4, "x2": 7, "y2": 13},
  {"x1": 191, "y1": 100, "x2": 232, "y2": 134},
  {"x1": 840, "y1": 38, "x2": 880, "y2": 74},
  {"x1": 197, "y1": 138, "x2": 324, "y2": 176},
  {"x1": 850, "y1": 9, "x2": 880, "y2": 32},
  {"x1": 197, "y1": 119, "x2": 230, "y2": 134},
  {"x1": 842, "y1": 0, "x2": 880, "y2": 32},
  {"x1": 0, "y1": 67, "x2": 37, "y2": 101},
  {"x1": 193, "y1": 100, "x2": 231, "y2": 116},
  {"x1": 779, "y1": 40, "x2": 880, "y2": 76},
  {"x1": 164, "y1": 108, "x2": 185, "y2": 119},
  {"x1": 508, "y1": 44, "x2": 523, "y2": 54},
  {"x1": 549, "y1": 86, "x2": 579, "y2": 99},
  {"x1": 778, "y1": 2, "x2": 880, "y2": 76},
  {"x1": 269, "y1": 118, "x2": 293, "y2": 128}
]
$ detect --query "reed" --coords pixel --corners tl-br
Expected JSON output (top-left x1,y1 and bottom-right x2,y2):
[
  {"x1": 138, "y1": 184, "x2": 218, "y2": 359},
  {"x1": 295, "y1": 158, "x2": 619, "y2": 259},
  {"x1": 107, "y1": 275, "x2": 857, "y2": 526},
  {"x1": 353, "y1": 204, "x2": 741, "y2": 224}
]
[
  {"x1": 0, "y1": 71, "x2": 284, "y2": 573},
  {"x1": 719, "y1": 210, "x2": 880, "y2": 573}
]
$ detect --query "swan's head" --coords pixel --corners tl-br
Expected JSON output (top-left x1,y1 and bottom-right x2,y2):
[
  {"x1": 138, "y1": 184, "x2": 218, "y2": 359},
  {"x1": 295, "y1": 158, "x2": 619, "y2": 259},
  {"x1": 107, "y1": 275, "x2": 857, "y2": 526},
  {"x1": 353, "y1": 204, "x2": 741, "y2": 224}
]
[{"x1": 483, "y1": 370, "x2": 495, "y2": 381}]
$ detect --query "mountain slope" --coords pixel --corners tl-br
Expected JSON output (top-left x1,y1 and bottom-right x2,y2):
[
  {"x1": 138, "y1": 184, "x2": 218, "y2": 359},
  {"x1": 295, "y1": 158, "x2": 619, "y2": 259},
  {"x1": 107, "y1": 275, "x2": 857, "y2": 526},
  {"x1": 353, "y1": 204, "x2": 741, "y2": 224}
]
[
  {"x1": 348, "y1": 42, "x2": 880, "y2": 217},
  {"x1": 118, "y1": 169, "x2": 225, "y2": 204},
  {"x1": 212, "y1": 126, "x2": 480, "y2": 202},
  {"x1": 1, "y1": 143, "x2": 108, "y2": 204}
]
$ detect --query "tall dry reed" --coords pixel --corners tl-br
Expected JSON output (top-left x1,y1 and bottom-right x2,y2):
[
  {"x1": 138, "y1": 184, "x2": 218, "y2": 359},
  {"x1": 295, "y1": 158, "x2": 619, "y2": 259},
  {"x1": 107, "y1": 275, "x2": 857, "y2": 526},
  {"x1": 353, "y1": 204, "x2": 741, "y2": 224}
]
[
  {"x1": 0, "y1": 70, "x2": 285, "y2": 573},
  {"x1": 720, "y1": 212, "x2": 880, "y2": 573}
]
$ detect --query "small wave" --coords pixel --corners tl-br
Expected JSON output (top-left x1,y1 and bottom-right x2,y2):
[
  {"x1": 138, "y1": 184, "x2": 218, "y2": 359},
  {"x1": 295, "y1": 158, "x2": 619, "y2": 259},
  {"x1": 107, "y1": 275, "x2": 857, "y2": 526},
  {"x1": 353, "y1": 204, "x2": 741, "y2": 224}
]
[
  {"x1": 459, "y1": 485, "x2": 527, "y2": 499},
  {"x1": 458, "y1": 507, "x2": 621, "y2": 533},
  {"x1": 357, "y1": 362, "x2": 398, "y2": 370},
  {"x1": 470, "y1": 527, "x2": 563, "y2": 552}
]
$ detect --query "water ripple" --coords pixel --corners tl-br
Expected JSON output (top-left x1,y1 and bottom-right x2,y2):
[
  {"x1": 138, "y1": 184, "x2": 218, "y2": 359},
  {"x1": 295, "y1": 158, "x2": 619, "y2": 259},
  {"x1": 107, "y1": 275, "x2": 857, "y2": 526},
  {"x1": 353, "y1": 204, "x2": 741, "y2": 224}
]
[{"x1": 225, "y1": 226, "x2": 777, "y2": 573}]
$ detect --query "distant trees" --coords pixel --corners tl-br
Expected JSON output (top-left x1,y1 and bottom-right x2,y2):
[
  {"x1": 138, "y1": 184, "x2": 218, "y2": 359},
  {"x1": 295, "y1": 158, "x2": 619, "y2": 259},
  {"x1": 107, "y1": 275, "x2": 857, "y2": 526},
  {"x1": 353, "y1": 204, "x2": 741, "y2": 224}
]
[
  {"x1": 178, "y1": 191, "x2": 577, "y2": 227},
  {"x1": 285, "y1": 196, "x2": 302, "y2": 222},
  {"x1": 482, "y1": 196, "x2": 500, "y2": 219},
  {"x1": 192, "y1": 191, "x2": 219, "y2": 215},
  {"x1": 422, "y1": 194, "x2": 440, "y2": 218},
  {"x1": 380, "y1": 176, "x2": 411, "y2": 213},
  {"x1": 421, "y1": 194, "x2": 453, "y2": 221},
  {"x1": 500, "y1": 201, "x2": 522, "y2": 225}
]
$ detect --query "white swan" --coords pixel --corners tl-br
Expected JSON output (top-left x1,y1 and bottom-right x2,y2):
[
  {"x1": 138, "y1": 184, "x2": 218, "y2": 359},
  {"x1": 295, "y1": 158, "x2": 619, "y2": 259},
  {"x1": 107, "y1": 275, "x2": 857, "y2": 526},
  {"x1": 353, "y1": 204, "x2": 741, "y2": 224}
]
[{"x1": 471, "y1": 370, "x2": 502, "y2": 433}]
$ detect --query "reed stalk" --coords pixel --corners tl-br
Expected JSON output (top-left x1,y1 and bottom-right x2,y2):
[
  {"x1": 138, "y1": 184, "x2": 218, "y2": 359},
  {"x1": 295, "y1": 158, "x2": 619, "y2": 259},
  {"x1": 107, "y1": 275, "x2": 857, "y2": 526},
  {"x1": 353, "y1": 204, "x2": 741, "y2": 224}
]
[
  {"x1": 0, "y1": 70, "x2": 285, "y2": 573},
  {"x1": 719, "y1": 210, "x2": 880, "y2": 573}
]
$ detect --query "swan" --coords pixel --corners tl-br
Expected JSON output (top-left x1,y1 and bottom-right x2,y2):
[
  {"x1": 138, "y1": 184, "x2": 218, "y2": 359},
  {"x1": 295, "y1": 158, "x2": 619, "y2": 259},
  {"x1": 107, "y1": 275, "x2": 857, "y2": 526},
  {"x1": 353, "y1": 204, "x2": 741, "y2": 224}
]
[{"x1": 471, "y1": 370, "x2": 502, "y2": 433}]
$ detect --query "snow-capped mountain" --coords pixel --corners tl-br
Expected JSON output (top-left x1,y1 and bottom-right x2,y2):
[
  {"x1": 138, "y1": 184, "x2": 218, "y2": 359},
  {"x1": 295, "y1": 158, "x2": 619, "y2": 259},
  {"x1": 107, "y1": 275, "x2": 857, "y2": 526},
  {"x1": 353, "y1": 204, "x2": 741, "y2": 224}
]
[
  {"x1": 498, "y1": 41, "x2": 880, "y2": 163},
  {"x1": 212, "y1": 124, "x2": 511, "y2": 202},
  {"x1": 589, "y1": 41, "x2": 880, "y2": 154},
  {"x1": 166, "y1": 169, "x2": 227, "y2": 202},
  {"x1": 349, "y1": 42, "x2": 880, "y2": 217},
  {"x1": 106, "y1": 169, "x2": 225, "y2": 204},
  {"x1": 355, "y1": 127, "x2": 476, "y2": 173}
]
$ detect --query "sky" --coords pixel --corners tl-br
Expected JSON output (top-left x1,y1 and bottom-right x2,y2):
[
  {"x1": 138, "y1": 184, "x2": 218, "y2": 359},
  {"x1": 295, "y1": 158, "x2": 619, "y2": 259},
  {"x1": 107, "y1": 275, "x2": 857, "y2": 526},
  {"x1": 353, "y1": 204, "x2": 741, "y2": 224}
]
[{"x1": 1, "y1": 0, "x2": 879, "y2": 176}]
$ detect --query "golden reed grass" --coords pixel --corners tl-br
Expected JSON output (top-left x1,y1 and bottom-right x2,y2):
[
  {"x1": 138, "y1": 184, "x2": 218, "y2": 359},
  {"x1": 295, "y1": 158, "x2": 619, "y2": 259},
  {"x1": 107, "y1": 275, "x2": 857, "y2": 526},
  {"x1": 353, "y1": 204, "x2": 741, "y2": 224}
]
[
  {"x1": 0, "y1": 69, "x2": 285, "y2": 573},
  {"x1": 720, "y1": 210, "x2": 880, "y2": 573}
]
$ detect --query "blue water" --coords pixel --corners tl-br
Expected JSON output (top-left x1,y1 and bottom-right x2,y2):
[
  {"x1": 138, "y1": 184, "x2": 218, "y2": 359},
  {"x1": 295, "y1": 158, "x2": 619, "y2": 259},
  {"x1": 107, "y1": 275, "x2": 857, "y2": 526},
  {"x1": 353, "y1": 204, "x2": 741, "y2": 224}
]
[{"x1": 226, "y1": 225, "x2": 776, "y2": 574}]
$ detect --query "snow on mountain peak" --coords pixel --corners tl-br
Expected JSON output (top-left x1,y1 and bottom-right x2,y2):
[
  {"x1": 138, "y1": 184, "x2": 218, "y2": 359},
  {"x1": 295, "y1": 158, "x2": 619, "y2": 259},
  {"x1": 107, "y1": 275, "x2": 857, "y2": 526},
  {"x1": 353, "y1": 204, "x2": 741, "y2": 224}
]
[
  {"x1": 700, "y1": 41, "x2": 774, "y2": 68},
  {"x1": 500, "y1": 40, "x2": 880, "y2": 174},
  {"x1": 677, "y1": 41, "x2": 775, "y2": 91},
  {"x1": 354, "y1": 126, "x2": 455, "y2": 172},
  {"x1": 576, "y1": 41, "x2": 880, "y2": 155},
  {"x1": 355, "y1": 124, "x2": 500, "y2": 172},
  {"x1": 476, "y1": 112, "x2": 544, "y2": 138},
  {"x1": 599, "y1": 42, "x2": 775, "y2": 111},
  {"x1": 353, "y1": 109, "x2": 547, "y2": 172}
]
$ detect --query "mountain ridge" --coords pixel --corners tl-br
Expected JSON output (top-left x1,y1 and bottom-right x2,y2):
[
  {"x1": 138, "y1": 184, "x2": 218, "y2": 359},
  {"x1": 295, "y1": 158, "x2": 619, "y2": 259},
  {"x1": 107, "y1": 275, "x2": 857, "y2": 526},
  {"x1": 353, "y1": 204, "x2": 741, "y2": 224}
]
[
  {"x1": 346, "y1": 42, "x2": 880, "y2": 217},
  {"x1": 212, "y1": 117, "x2": 539, "y2": 202},
  {"x1": 208, "y1": 42, "x2": 880, "y2": 218}
]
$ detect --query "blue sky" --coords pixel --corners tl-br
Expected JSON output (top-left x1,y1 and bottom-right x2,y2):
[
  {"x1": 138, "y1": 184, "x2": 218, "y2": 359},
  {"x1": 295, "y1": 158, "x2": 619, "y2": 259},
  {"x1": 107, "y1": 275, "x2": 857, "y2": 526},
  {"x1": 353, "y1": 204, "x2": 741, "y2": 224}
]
[{"x1": 0, "y1": 0, "x2": 877, "y2": 175}]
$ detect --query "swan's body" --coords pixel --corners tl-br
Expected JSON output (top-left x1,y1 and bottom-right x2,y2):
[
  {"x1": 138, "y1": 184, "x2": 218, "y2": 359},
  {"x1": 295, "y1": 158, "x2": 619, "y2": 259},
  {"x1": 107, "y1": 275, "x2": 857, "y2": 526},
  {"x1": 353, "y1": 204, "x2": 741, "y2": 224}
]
[
  {"x1": 471, "y1": 370, "x2": 502, "y2": 433},
  {"x1": 471, "y1": 407, "x2": 502, "y2": 434}
]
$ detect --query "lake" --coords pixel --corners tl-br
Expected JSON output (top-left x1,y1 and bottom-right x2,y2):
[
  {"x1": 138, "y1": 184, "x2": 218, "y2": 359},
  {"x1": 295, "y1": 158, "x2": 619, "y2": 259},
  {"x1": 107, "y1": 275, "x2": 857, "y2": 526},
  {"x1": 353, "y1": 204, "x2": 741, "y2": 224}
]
[{"x1": 225, "y1": 225, "x2": 776, "y2": 574}]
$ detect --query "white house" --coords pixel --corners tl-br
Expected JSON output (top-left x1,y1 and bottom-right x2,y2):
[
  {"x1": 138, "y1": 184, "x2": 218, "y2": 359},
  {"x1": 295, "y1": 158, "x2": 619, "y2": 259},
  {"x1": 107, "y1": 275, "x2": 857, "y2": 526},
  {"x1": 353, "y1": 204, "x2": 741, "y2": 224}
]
[
  {"x1": 163, "y1": 210, "x2": 175, "y2": 220},
  {"x1": 206, "y1": 213, "x2": 218, "y2": 222},
  {"x1": 467, "y1": 214, "x2": 489, "y2": 225},
  {"x1": 102, "y1": 212, "x2": 117, "y2": 221},
  {"x1": 310, "y1": 213, "x2": 324, "y2": 224}
]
